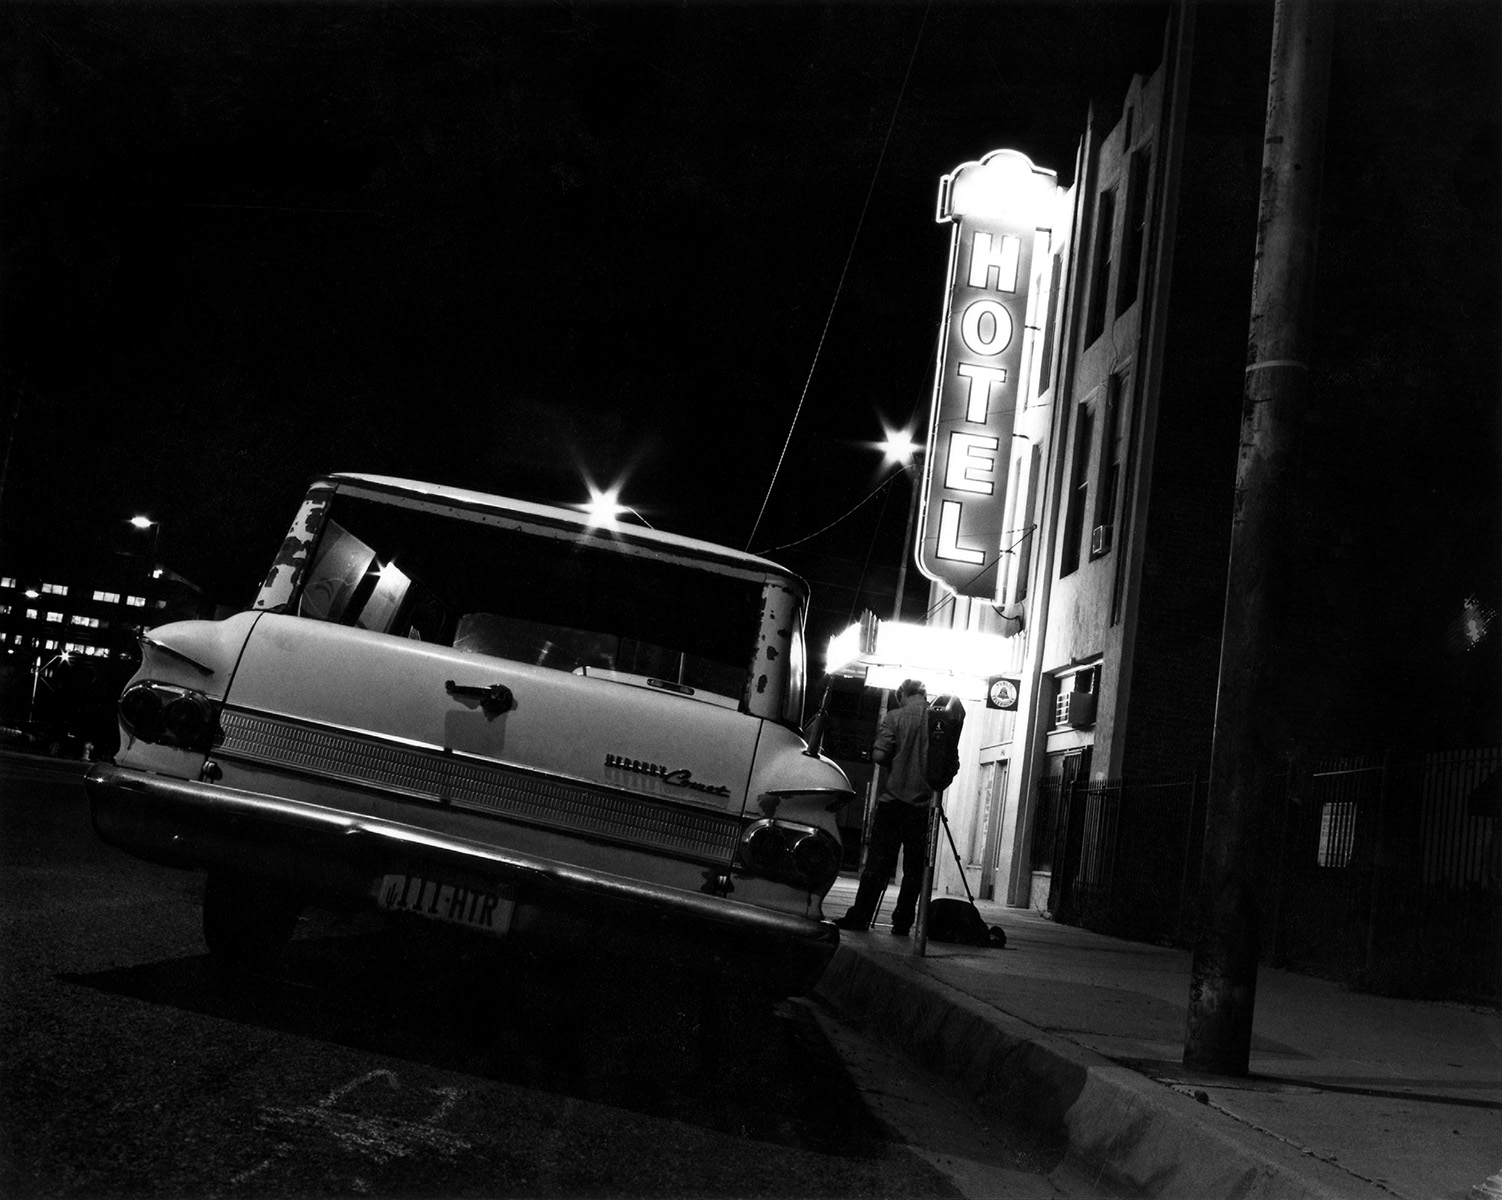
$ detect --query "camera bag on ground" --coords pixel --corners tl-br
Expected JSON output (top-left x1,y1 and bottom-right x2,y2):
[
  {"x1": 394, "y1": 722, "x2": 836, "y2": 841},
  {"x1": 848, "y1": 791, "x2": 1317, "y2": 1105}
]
[
  {"x1": 926, "y1": 896, "x2": 1000, "y2": 946},
  {"x1": 925, "y1": 791, "x2": 1009, "y2": 949}
]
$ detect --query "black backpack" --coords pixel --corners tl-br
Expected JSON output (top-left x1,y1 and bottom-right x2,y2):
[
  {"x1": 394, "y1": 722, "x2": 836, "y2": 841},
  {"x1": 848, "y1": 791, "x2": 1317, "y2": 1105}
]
[
  {"x1": 927, "y1": 896, "x2": 1008, "y2": 948},
  {"x1": 925, "y1": 695, "x2": 965, "y2": 792}
]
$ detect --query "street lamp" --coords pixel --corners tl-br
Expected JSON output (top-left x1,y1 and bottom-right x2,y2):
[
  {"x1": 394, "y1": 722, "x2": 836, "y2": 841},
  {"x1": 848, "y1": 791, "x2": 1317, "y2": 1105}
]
[
  {"x1": 878, "y1": 427, "x2": 923, "y2": 623},
  {"x1": 27, "y1": 651, "x2": 70, "y2": 725},
  {"x1": 580, "y1": 484, "x2": 655, "y2": 529},
  {"x1": 879, "y1": 429, "x2": 921, "y2": 468},
  {"x1": 129, "y1": 515, "x2": 161, "y2": 575},
  {"x1": 127, "y1": 516, "x2": 163, "y2": 639}
]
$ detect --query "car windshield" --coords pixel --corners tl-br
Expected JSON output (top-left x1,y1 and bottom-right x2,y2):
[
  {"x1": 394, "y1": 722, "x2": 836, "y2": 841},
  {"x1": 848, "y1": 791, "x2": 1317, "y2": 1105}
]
[{"x1": 292, "y1": 493, "x2": 764, "y2": 704}]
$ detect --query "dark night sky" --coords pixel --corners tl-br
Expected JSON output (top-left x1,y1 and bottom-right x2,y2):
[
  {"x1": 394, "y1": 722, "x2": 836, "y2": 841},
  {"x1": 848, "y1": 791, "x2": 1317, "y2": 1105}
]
[{"x1": 0, "y1": 0, "x2": 1170, "y2": 652}]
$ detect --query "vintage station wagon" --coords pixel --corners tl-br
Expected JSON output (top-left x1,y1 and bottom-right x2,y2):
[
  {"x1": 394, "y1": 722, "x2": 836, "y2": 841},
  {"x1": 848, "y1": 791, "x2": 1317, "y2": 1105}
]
[{"x1": 86, "y1": 474, "x2": 850, "y2": 995}]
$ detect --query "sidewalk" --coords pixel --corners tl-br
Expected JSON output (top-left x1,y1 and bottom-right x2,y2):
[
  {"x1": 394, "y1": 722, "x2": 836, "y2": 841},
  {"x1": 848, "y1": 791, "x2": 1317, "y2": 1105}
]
[{"x1": 815, "y1": 875, "x2": 1502, "y2": 1200}]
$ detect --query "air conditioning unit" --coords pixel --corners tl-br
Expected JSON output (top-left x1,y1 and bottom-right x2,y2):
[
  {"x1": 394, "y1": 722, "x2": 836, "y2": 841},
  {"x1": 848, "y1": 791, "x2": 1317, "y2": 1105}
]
[
  {"x1": 1056, "y1": 689, "x2": 1097, "y2": 728},
  {"x1": 1090, "y1": 524, "x2": 1113, "y2": 556}
]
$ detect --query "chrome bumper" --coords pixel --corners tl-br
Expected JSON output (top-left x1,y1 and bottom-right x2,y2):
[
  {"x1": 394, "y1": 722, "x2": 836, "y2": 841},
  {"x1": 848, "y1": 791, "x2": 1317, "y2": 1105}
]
[{"x1": 86, "y1": 763, "x2": 838, "y2": 993}]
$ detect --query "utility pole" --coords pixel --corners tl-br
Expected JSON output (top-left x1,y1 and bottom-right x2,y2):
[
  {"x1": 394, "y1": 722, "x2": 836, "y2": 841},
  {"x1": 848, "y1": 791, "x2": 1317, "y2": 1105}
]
[
  {"x1": 858, "y1": 451, "x2": 925, "y2": 875},
  {"x1": 1183, "y1": 0, "x2": 1333, "y2": 1075}
]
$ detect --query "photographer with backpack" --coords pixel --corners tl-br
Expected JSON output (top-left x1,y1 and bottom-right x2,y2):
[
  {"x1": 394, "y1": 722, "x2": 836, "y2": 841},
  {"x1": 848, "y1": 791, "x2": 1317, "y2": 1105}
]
[{"x1": 834, "y1": 679, "x2": 961, "y2": 937}]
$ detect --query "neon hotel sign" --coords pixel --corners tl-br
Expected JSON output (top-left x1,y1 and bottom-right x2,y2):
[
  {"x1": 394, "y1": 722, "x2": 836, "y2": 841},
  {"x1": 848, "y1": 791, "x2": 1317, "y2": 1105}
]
[{"x1": 917, "y1": 149, "x2": 1060, "y2": 599}]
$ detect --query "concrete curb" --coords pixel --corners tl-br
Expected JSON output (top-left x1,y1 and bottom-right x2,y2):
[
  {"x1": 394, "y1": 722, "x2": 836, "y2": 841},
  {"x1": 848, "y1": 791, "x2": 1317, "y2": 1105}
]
[{"x1": 814, "y1": 942, "x2": 1393, "y2": 1200}]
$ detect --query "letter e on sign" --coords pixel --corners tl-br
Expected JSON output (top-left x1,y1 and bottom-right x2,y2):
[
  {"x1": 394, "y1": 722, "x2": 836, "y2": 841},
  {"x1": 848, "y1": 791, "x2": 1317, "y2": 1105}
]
[{"x1": 944, "y1": 432, "x2": 999, "y2": 495}]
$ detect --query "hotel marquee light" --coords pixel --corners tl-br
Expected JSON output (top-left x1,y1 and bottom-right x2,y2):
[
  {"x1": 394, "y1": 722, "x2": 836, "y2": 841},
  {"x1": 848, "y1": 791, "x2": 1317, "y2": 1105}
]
[
  {"x1": 917, "y1": 149, "x2": 1061, "y2": 598},
  {"x1": 825, "y1": 616, "x2": 1012, "y2": 703}
]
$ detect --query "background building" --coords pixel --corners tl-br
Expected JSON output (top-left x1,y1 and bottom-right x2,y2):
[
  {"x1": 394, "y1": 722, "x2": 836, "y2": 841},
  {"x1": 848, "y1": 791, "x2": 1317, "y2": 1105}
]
[
  {"x1": 907, "y1": 0, "x2": 1498, "y2": 1000},
  {"x1": 0, "y1": 536, "x2": 209, "y2": 754}
]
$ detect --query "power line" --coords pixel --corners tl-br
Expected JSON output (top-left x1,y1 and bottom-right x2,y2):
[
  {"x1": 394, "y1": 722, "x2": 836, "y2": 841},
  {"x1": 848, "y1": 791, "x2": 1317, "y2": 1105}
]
[{"x1": 743, "y1": 2, "x2": 932, "y2": 551}]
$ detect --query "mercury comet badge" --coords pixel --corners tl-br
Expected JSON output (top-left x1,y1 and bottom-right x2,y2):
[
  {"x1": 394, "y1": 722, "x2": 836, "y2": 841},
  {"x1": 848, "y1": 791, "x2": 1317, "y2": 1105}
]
[{"x1": 604, "y1": 754, "x2": 731, "y2": 797}]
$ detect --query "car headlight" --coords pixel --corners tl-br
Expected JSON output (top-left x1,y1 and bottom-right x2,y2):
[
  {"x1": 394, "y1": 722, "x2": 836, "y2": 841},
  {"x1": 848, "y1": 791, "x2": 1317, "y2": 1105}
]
[{"x1": 119, "y1": 682, "x2": 221, "y2": 752}]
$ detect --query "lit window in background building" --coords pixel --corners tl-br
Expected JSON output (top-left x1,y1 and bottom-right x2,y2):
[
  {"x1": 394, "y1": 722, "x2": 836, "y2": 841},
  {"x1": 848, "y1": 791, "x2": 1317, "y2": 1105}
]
[
  {"x1": 93, "y1": 590, "x2": 121, "y2": 603},
  {"x1": 41, "y1": 583, "x2": 68, "y2": 596},
  {"x1": 1, "y1": 577, "x2": 15, "y2": 588},
  {"x1": 45, "y1": 612, "x2": 63, "y2": 623},
  {"x1": 126, "y1": 595, "x2": 145, "y2": 608},
  {"x1": 25, "y1": 608, "x2": 38, "y2": 620},
  {"x1": 70, "y1": 615, "x2": 100, "y2": 628}
]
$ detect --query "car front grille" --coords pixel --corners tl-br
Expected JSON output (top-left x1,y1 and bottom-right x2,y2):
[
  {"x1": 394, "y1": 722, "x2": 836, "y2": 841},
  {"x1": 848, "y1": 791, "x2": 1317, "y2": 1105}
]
[{"x1": 214, "y1": 709, "x2": 742, "y2": 863}]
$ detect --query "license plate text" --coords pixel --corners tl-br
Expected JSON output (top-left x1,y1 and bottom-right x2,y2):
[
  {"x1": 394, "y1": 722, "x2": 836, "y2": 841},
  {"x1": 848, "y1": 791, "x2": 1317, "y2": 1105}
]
[{"x1": 377, "y1": 874, "x2": 513, "y2": 935}]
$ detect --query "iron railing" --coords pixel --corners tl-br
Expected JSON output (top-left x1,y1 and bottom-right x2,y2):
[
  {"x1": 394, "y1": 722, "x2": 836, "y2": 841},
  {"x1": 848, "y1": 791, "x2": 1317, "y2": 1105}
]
[{"x1": 1031, "y1": 745, "x2": 1501, "y2": 1001}]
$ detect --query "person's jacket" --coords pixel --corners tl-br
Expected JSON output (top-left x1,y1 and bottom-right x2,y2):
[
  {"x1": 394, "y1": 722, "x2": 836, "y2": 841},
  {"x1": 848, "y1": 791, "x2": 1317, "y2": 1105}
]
[{"x1": 873, "y1": 693, "x2": 931, "y2": 806}]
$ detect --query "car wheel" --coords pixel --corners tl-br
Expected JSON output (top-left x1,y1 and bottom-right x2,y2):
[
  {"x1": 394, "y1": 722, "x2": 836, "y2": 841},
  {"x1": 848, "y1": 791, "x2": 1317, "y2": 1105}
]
[{"x1": 202, "y1": 870, "x2": 302, "y2": 966}]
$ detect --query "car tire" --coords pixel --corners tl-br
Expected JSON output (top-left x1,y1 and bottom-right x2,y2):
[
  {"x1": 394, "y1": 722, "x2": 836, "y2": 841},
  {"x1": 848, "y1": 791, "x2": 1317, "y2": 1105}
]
[{"x1": 202, "y1": 870, "x2": 302, "y2": 966}]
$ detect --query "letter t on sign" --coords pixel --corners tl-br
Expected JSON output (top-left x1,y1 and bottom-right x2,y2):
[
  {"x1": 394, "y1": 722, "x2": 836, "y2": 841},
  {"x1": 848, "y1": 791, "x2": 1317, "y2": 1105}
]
[{"x1": 956, "y1": 363, "x2": 1008, "y2": 423}]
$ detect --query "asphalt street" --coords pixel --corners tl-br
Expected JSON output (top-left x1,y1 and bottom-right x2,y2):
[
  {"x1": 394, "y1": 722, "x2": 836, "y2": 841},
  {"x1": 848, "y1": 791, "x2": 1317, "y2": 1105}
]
[{"x1": 0, "y1": 758, "x2": 1106, "y2": 1199}]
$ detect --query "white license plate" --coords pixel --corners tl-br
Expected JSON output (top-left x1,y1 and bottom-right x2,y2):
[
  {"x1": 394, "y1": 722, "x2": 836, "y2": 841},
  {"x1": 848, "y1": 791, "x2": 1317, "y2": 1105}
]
[{"x1": 376, "y1": 874, "x2": 514, "y2": 936}]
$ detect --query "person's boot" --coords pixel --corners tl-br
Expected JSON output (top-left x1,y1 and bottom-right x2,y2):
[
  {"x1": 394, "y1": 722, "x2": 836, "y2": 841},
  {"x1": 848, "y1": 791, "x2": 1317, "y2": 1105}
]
[{"x1": 833, "y1": 872, "x2": 886, "y2": 931}]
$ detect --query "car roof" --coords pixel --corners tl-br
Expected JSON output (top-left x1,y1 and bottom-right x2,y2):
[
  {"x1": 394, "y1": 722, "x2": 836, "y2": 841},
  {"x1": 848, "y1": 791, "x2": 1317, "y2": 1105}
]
[{"x1": 324, "y1": 474, "x2": 805, "y2": 586}]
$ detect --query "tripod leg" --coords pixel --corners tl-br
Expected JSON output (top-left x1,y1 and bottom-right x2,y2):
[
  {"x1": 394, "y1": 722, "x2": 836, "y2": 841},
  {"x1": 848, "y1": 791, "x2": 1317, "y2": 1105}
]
[{"x1": 939, "y1": 803, "x2": 977, "y2": 905}]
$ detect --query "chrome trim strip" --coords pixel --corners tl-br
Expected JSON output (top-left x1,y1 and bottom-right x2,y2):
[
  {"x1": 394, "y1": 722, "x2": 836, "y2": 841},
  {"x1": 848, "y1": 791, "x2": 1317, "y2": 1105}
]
[
  {"x1": 328, "y1": 475, "x2": 806, "y2": 587},
  {"x1": 214, "y1": 708, "x2": 742, "y2": 863},
  {"x1": 139, "y1": 635, "x2": 214, "y2": 676},
  {"x1": 85, "y1": 764, "x2": 834, "y2": 948}
]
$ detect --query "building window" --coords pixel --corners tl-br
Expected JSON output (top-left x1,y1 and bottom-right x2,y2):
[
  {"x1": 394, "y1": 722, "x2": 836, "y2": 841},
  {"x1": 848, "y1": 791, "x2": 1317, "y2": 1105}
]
[
  {"x1": 70, "y1": 615, "x2": 100, "y2": 628},
  {"x1": 1060, "y1": 404, "x2": 1095, "y2": 576},
  {"x1": 45, "y1": 611, "x2": 63, "y2": 623},
  {"x1": 126, "y1": 595, "x2": 146, "y2": 608},
  {"x1": 25, "y1": 608, "x2": 38, "y2": 621},
  {"x1": 93, "y1": 590, "x2": 121, "y2": 603},
  {"x1": 1037, "y1": 253, "x2": 1064, "y2": 396},
  {"x1": 1091, "y1": 374, "x2": 1126, "y2": 560},
  {"x1": 1116, "y1": 145, "x2": 1152, "y2": 317},
  {"x1": 1083, "y1": 188, "x2": 1117, "y2": 346},
  {"x1": 0, "y1": 577, "x2": 14, "y2": 589},
  {"x1": 1052, "y1": 666, "x2": 1099, "y2": 728},
  {"x1": 41, "y1": 582, "x2": 68, "y2": 596},
  {"x1": 1012, "y1": 443, "x2": 1044, "y2": 603},
  {"x1": 1317, "y1": 802, "x2": 1357, "y2": 868},
  {"x1": 969, "y1": 760, "x2": 1005, "y2": 869}
]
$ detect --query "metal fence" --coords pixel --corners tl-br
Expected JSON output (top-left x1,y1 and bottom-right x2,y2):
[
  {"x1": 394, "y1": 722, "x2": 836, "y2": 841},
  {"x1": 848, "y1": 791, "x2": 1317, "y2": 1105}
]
[{"x1": 1033, "y1": 745, "x2": 1502, "y2": 1001}]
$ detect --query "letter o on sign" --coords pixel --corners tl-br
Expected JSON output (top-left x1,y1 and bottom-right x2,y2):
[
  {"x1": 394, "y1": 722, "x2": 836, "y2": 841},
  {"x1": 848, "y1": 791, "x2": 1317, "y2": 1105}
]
[{"x1": 959, "y1": 299, "x2": 1013, "y2": 356}]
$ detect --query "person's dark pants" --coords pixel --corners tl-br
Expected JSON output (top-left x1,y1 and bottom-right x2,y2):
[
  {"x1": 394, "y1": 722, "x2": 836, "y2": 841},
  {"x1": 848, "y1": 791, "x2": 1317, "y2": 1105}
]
[{"x1": 842, "y1": 800, "x2": 931, "y2": 933}]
